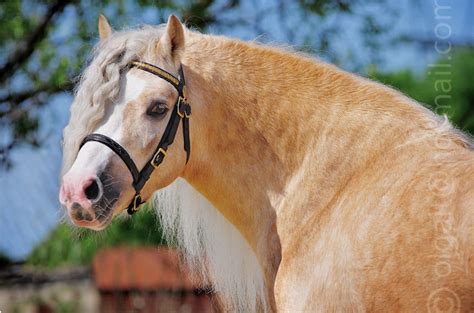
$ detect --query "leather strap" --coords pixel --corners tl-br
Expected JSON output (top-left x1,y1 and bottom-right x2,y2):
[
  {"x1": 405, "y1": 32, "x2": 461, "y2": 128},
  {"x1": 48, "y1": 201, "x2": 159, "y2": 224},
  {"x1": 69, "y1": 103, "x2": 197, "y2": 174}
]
[
  {"x1": 80, "y1": 133, "x2": 140, "y2": 183},
  {"x1": 79, "y1": 61, "x2": 191, "y2": 215}
]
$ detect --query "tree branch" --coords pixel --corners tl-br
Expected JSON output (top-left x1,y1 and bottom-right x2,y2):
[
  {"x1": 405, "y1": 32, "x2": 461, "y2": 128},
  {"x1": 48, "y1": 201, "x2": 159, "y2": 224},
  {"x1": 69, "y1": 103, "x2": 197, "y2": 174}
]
[
  {"x1": 0, "y1": 0, "x2": 73, "y2": 83},
  {"x1": 0, "y1": 80, "x2": 73, "y2": 120},
  {"x1": 0, "y1": 140, "x2": 16, "y2": 169},
  {"x1": 0, "y1": 81, "x2": 73, "y2": 104}
]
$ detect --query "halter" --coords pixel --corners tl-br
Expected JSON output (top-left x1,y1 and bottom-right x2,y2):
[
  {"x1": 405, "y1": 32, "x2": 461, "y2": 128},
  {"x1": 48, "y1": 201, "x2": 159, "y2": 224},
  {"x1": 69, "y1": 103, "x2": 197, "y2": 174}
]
[{"x1": 79, "y1": 61, "x2": 191, "y2": 215}]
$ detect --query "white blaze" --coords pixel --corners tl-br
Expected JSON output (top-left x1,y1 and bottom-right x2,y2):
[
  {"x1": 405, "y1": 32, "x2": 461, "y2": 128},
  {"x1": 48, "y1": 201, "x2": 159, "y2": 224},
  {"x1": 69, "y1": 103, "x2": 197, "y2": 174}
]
[{"x1": 68, "y1": 74, "x2": 146, "y2": 175}]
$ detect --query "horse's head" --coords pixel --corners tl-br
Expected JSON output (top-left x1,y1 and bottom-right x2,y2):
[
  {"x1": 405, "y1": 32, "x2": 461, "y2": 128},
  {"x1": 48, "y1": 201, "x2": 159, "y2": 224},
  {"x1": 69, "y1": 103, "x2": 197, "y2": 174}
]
[{"x1": 59, "y1": 15, "x2": 188, "y2": 230}]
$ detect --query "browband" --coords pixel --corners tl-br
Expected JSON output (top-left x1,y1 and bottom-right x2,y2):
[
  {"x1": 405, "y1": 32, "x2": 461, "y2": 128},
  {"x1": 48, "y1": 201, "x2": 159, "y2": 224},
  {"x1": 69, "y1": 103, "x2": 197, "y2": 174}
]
[
  {"x1": 130, "y1": 61, "x2": 180, "y2": 90},
  {"x1": 80, "y1": 61, "x2": 191, "y2": 215}
]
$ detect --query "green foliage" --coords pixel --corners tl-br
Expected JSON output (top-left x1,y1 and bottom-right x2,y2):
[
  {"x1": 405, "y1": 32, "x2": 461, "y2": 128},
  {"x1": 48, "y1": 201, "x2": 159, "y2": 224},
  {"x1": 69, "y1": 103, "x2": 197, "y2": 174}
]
[
  {"x1": 370, "y1": 49, "x2": 474, "y2": 135},
  {"x1": 0, "y1": 0, "x2": 41, "y2": 42},
  {"x1": 27, "y1": 205, "x2": 166, "y2": 268},
  {"x1": 14, "y1": 111, "x2": 39, "y2": 138}
]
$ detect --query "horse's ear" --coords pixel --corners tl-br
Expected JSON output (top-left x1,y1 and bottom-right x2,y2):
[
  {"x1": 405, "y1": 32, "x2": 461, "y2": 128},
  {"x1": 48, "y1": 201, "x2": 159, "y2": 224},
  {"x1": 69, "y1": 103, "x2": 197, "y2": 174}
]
[
  {"x1": 98, "y1": 14, "x2": 112, "y2": 40},
  {"x1": 158, "y1": 15, "x2": 185, "y2": 61}
]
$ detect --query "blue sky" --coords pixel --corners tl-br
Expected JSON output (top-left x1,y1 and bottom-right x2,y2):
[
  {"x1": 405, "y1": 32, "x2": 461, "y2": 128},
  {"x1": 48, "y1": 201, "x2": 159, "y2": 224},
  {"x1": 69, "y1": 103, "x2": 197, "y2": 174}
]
[{"x1": 1, "y1": 0, "x2": 472, "y2": 260}]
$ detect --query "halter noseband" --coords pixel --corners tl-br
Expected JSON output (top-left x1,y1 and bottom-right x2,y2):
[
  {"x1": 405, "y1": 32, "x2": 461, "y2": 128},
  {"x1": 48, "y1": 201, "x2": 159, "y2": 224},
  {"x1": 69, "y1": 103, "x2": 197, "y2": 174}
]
[{"x1": 80, "y1": 61, "x2": 191, "y2": 215}]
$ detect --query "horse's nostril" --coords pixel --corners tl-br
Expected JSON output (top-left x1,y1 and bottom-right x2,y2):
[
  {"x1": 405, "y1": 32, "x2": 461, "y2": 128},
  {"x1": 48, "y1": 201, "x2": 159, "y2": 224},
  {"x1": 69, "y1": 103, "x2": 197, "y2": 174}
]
[
  {"x1": 71, "y1": 202, "x2": 83, "y2": 212},
  {"x1": 84, "y1": 178, "x2": 101, "y2": 201},
  {"x1": 70, "y1": 202, "x2": 94, "y2": 221}
]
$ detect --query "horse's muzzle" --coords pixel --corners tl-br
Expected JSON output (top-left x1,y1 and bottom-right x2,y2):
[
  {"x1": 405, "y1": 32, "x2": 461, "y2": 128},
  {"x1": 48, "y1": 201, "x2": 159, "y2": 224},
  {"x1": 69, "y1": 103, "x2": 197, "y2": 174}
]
[{"x1": 60, "y1": 169, "x2": 120, "y2": 230}]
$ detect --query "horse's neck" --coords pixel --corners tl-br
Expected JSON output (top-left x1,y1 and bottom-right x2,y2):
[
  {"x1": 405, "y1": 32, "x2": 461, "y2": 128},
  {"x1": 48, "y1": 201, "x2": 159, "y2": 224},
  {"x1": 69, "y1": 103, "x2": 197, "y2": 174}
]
[{"x1": 180, "y1": 33, "x2": 434, "y2": 275}]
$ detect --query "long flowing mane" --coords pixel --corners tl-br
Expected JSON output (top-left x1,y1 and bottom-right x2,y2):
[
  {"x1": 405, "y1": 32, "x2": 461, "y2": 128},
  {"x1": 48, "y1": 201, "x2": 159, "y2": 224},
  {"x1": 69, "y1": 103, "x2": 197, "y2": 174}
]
[{"x1": 154, "y1": 179, "x2": 267, "y2": 312}]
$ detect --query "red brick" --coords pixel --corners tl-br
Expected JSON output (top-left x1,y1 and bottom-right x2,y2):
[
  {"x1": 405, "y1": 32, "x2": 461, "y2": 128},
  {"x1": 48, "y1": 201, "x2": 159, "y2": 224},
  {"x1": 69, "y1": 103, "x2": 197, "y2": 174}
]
[{"x1": 93, "y1": 246, "x2": 198, "y2": 291}]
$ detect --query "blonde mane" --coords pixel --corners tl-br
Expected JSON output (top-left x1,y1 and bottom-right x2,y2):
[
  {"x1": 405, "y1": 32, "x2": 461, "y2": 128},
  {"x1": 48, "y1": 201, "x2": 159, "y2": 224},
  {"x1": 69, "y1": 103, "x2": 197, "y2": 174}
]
[{"x1": 153, "y1": 179, "x2": 267, "y2": 312}]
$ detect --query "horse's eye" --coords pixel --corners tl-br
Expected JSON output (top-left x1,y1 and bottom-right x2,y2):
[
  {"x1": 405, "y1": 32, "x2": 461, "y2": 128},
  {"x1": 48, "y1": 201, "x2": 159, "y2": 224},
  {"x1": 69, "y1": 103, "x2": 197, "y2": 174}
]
[{"x1": 146, "y1": 101, "x2": 168, "y2": 118}]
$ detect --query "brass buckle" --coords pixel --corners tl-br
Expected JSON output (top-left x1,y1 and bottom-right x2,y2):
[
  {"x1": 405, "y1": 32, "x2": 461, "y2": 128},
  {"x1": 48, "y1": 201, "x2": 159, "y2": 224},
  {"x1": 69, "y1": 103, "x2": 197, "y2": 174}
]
[
  {"x1": 128, "y1": 194, "x2": 142, "y2": 214},
  {"x1": 133, "y1": 194, "x2": 142, "y2": 211},
  {"x1": 177, "y1": 96, "x2": 187, "y2": 118},
  {"x1": 150, "y1": 147, "x2": 167, "y2": 168}
]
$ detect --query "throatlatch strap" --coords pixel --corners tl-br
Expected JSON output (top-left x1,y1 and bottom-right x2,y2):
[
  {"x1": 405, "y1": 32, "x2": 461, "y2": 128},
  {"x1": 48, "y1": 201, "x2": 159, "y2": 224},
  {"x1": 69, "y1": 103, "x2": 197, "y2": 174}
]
[{"x1": 183, "y1": 118, "x2": 190, "y2": 162}]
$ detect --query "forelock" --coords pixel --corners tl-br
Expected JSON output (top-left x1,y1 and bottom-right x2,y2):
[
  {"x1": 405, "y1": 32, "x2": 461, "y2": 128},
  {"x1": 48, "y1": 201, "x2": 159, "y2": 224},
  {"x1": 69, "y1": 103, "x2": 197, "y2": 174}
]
[{"x1": 61, "y1": 25, "x2": 166, "y2": 175}]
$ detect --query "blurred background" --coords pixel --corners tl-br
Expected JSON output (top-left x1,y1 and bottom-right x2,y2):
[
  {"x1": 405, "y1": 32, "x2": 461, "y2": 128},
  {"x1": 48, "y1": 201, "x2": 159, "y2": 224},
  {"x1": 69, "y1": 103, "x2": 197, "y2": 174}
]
[{"x1": 0, "y1": 0, "x2": 473, "y2": 312}]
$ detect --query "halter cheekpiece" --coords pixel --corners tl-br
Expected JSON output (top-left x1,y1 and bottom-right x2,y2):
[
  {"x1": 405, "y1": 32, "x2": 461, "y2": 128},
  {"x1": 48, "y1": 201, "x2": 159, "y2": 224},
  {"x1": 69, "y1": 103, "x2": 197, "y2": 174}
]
[{"x1": 80, "y1": 61, "x2": 191, "y2": 215}]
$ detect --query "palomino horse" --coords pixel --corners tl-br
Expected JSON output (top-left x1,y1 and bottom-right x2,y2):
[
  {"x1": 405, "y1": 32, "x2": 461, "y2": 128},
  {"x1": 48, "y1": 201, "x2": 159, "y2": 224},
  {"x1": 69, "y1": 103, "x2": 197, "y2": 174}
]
[{"x1": 59, "y1": 15, "x2": 474, "y2": 312}]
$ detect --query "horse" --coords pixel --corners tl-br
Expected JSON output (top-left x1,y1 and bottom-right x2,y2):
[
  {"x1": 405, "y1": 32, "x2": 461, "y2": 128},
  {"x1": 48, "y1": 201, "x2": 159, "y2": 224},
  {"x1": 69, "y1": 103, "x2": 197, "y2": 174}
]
[{"x1": 59, "y1": 14, "x2": 474, "y2": 312}]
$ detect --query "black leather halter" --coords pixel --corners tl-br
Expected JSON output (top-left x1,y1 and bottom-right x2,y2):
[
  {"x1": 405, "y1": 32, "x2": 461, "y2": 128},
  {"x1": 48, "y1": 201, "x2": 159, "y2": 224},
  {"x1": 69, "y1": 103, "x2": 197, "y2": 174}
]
[{"x1": 80, "y1": 61, "x2": 191, "y2": 215}]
